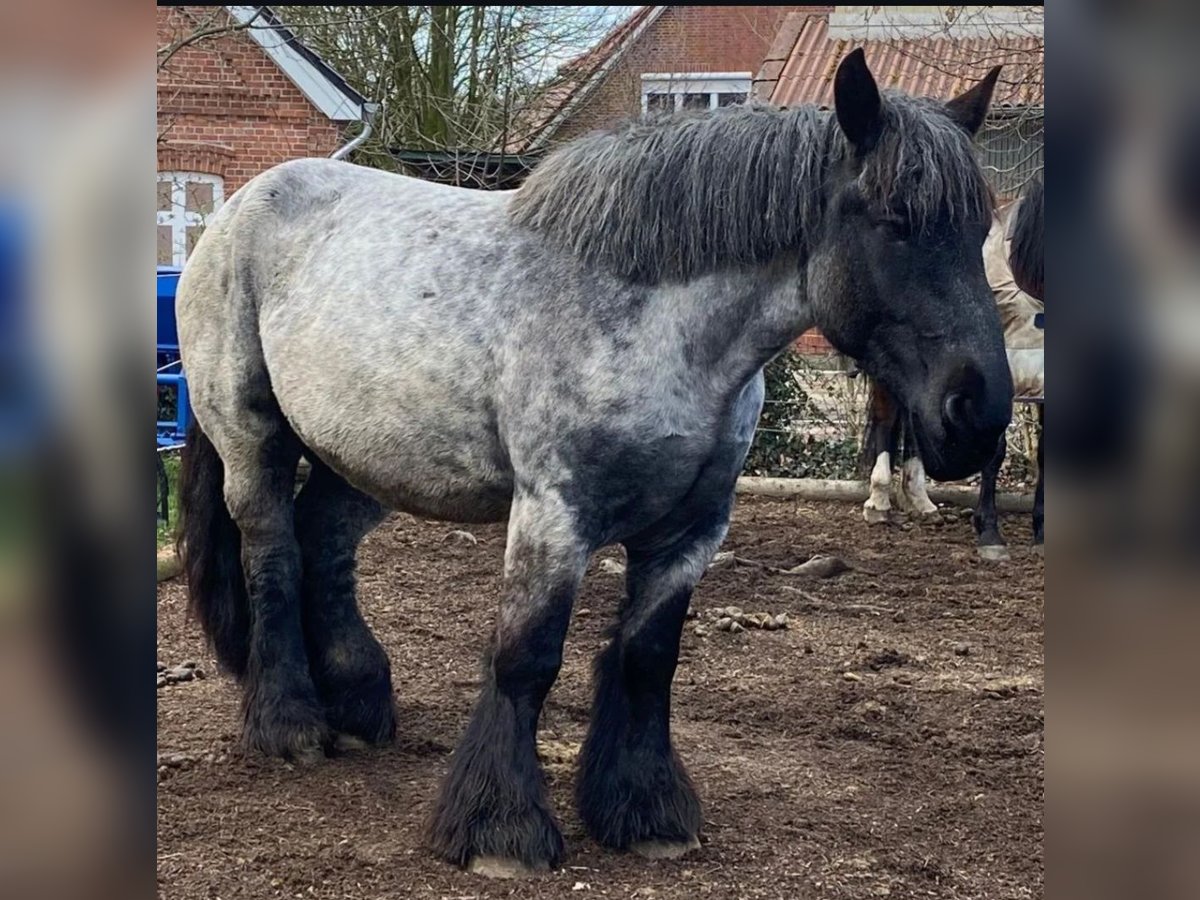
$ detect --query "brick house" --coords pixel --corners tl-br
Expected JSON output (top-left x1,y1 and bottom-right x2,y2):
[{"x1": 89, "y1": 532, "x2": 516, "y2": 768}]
[
  {"x1": 156, "y1": 5, "x2": 368, "y2": 267},
  {"x1": 514, "y1": 6, "x2": 816, "y2": 152}
]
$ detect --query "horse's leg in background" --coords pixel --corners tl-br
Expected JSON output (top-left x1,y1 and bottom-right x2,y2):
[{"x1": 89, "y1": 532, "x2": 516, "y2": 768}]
[
  {"x1": 576, "y1": 503, "x2": 730, "y2": 859},
  {"x1": 1032, "y1": 404, "x2": 1044, "y2": 553},
  {"x1": 897, "y1": 455, "x2": 939, "y2": 516},
  {"x1": 973, "y1": 435, "x2": 1010, "y2": 561},
  {"x1": 428, "y1": 491, "x2": 589, "y2": 876},
  {"x1": 863, "y1": 379, "x2": 899, "y2": 524},
  {"x1": 294, "y1": 456, "x2": 394, "y2": 749}
]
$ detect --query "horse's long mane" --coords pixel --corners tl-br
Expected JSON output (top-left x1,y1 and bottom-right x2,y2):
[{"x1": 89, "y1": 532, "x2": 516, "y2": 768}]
[
  {"x1": 510, "y1": 93, "x2": 994, "y2": 284},
  {"x1": 1008, "y1": 174, "x2": 1044, "y2": 301}
]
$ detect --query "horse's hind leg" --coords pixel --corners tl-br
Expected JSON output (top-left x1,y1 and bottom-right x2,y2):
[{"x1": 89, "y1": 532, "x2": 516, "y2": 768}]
[
  {"x1": 973, "y1": 434, "x2": 1010, "y2": 561},
  {"x1": 294, "y1": 456, "x2": 394, "y2": 749},
  {"x1": 576, "y1": 504, "x2": 729, "y2": 859},
  {"x1": 428, "y1": 490, "x2": 588, "y2": 876},
  {"x1": 221, "y1": 418, "x2": 330, "y2": 760}
]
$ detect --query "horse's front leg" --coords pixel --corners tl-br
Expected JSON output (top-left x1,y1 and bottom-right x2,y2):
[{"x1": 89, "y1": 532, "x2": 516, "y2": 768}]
[
  {"x1": 428, "y1": 491, "x2": 588, "y2": 877},
  {"x1": 863, "y1": 380, "x2": 899, "y2": 524},
  {"x1": 973, "y1": 434, "x2": 1010, "y2": 561},
  {"x1": 897, "y1": 455, "x2": 939, "y2": 516},
  {"x1": 863, "y1": 448, "x2": 894, "y2": 524},
  {"x1": 576, "y1": 508, "x2": 730, "y2": 859}
]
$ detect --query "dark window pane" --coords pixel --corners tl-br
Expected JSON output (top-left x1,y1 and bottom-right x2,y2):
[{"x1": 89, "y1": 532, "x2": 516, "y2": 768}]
[
  {"x1": 157, "y1": 226, "x2": 174, "y2": 265},
  {"x1": 645, "y1": 92, "x2": 672, "y2": 113},
  {"x1": 681, "y1": 92, "x2": 709, "y2": 111},
  {"x1": 157, "y1": 180, "x2": 172, "y2": 213},
  {"x1": 718, "y1": 92, "x2": 747, "y2": 107}
]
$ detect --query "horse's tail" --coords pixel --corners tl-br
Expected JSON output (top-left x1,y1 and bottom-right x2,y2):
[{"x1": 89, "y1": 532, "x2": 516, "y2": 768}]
[{"x1": 176, "y1": 420, "x2": 250, "y2": 678}]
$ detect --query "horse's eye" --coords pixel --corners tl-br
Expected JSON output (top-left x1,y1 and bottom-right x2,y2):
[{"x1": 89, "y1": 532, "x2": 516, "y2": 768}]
[{"x1": 875, "y1": 215, "x2": 911, "y2": 241}]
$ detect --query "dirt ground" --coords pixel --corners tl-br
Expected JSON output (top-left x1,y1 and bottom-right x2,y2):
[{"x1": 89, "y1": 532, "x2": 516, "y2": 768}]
[{"x1": 157, "y1": 496, "x2": 1043, "y2": 900}]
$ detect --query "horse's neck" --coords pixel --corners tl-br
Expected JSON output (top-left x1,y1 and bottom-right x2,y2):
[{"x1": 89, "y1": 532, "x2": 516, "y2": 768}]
[{"x1": 648, "y1": 259, "x2": 813, "y2": 390}]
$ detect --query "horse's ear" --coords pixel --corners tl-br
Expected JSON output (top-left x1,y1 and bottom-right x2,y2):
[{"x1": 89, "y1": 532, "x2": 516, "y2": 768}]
[
  {"x1": 834, "y1": 48, "x2": 882, "y2": 151},
  {"x1": 946, "y1": 66, "x2": 1002, "y2": 137}
]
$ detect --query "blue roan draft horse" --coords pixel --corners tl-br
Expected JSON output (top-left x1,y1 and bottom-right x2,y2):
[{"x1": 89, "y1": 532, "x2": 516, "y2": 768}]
[{"x1": 175, "y1": 50, "x2": 1011, "y2": 876}]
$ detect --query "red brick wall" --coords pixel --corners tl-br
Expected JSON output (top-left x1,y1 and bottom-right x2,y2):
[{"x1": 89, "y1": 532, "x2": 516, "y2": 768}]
[
  {"x1": 157, "y1": 6, "x2": 344, "y2": 194},
  {"x1": 553, "y1": 6, "x2": 802, "y2": 145},
  {"x1": 794, "y1": 329, "x2": 836, "y2": 355}
]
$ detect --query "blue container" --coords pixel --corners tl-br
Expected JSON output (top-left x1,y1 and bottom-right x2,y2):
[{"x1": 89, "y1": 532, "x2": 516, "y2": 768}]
[
  {"x1": 157, "y1": 265, "x2": 191, "y2": 447},
  {"x1": 157, "y1": 265, "x2": 182, "y2": 349}
]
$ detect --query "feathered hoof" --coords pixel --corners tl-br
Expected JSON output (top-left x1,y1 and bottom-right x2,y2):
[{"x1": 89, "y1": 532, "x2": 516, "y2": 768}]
[
  {"x1": 243, "y1": 692, "x2": 331, "y2": 764},
  {"x1": 321, "y1": 674, "x2": 397, "y2": 749}
]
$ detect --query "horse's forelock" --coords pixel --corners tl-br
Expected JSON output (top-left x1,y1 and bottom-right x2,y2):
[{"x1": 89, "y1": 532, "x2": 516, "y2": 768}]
[{"x1": 863, "y1": 92, "x2": 996, "y2": 234}]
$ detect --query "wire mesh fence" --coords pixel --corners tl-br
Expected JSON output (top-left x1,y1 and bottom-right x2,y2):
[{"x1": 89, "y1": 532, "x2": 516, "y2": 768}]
[{"x1": 744, "y1": 351, "x2": 1041, "y2": 493}]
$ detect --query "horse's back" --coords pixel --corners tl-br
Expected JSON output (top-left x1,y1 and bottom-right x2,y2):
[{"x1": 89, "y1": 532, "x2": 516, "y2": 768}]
[{"x1": 177, "y1": 158, "x2": 517, "y2": 521}]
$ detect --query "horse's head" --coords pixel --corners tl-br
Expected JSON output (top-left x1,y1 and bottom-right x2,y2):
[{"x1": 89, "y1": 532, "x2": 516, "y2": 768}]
[{"x1": 808, "y1": 49, "x2": 1013, "y2": 482}]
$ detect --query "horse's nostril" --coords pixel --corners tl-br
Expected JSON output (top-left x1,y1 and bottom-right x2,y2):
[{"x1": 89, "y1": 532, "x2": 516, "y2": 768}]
[{"x1": 943, "y1": 390, "x2": 970, "y2": 428}]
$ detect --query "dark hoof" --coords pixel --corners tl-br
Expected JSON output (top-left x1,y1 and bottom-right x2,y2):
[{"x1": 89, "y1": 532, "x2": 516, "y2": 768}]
[
  {"x1": 312, "y1": 637, "x2": 397, "y2": 747},
  {"x1": 320, "y1": 674, "x2": 396, "y2": 747},
  {"x1": 428, "y1": 800, "x2": 564, "y2": 873},
  {"x1": 243, "y1": 692, "x2": 331, "y2": 763}
]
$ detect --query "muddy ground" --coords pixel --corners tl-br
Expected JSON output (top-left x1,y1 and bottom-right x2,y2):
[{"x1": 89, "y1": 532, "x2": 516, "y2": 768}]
[{"x1": 157, "y1": 496, "x2": 1043, "y2": 900}]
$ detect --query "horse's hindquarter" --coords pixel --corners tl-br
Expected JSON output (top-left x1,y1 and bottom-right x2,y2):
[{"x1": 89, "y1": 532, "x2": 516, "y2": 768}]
[{"x1": 253, "y1": 163, "x2": 517, "y2": 521}]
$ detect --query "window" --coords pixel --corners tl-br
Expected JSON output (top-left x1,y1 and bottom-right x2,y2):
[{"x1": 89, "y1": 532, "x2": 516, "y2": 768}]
[
  {"x1": 157, "y1": 172, "x2": 224, "y2": 266},
  {"x1": 640, "y1": 72, "x2": 753, "y2": 115}
]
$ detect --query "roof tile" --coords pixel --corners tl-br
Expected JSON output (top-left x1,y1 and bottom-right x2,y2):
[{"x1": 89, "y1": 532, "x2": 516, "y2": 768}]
[{"x1": 761, "y1": 11, "x2": 1043, "y2": 110}]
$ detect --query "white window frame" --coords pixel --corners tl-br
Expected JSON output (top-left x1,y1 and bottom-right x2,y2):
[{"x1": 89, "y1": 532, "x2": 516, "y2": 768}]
[
  {"x1": 157, "y1": 172, "x2": 224, "y2": 267},
  {"x1": 640, "y1": 72, "x2": 752, "y2": 114}
]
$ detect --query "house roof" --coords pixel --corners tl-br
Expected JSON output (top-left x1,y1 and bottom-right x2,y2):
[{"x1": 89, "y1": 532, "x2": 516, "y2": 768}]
[
  {"x1": 756, "y1": 9, "x2": 1043, "y2": 110},
  {"x1": 226, "y1": 6, "x2": 367, "y2": 122},
  {"x1": 509, "y1": 6, "x2": 667, "y2": 152}
]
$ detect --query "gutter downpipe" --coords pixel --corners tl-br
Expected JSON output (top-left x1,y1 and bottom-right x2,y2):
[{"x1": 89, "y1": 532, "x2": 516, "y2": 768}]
[{"x1": 331, "y1": 101, "x2": 381, "y2": 161}]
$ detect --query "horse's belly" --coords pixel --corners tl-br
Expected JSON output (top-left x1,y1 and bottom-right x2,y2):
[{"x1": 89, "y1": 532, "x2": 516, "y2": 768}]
[
  {"x1": 271, "y1": 368, "x2": 513, "y2": 522},
  {"x1": 304, "y1": 410, "x2": 513, "y2": 523}
]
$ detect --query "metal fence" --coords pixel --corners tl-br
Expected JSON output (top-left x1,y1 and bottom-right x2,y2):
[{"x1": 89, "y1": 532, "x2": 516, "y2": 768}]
[{"x1": 979, "y1": 108, "x2": 1044, "y2": 200}]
